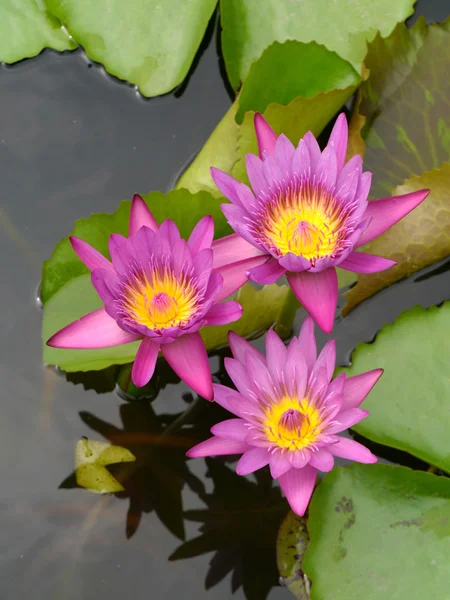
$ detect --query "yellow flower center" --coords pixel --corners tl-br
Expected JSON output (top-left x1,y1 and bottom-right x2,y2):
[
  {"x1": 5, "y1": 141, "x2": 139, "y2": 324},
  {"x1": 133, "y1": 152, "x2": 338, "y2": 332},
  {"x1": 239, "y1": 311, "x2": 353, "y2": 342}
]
[
  {"x1": 124, "y1": 268, "x2": 198, "y2": 329},
  {"x1": 256, "y1": 184, "x2": 345, "y2": 261},
  {"x1": 264, "y1": 396, "x2": 322, "y2": 451}
]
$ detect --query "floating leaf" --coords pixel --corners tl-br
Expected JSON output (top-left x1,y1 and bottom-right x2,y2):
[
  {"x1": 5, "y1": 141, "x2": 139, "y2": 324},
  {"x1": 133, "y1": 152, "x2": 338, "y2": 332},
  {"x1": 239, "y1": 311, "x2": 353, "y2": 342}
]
[
  {"x1": 303, "y1": 464, "x2": 450, "y2": 600},
  {"x1": 276, "y1": 511, "x2": 310, "y2": 599},
  {"x1": 45, "y1": 0, "x2": 217, "y2": 96},
  {"x1": 0, "y1": 0, "x2": 76, "y2": 63},
  {"x1": 41, "y1": 189, "x2": 231, "y2": 303},
  {"x1": 339, "y1": 303, "x2": 450, "y2": 473},
  {"x1": 236, "y1": 41, "x2": 360, "y2": 123},
  {"x1": 349, "y1": 18, "x2": 450, "y2": 199},
  {"x1": 220, "y1": 0, "x2": 415, "y2": 88},
  {"x1": 75, "y1": 438, "x2": 135, "y2": 493},
  {"x1": 344, "y1": 166, "x2": 450, "y2": 312}
]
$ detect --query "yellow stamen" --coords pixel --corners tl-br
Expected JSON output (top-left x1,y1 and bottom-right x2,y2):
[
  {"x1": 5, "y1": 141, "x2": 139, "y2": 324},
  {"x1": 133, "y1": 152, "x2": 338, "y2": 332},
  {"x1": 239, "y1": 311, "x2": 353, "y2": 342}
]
[
  {"x1": 124, "y1": 268, "x2": 198, "y2": 329},
  {"x1": 258, "y1": 185, "x2": 344, "y2": 260},
  {"x1": 264, "y1": 396, "x2": 322, "y2": 450}
]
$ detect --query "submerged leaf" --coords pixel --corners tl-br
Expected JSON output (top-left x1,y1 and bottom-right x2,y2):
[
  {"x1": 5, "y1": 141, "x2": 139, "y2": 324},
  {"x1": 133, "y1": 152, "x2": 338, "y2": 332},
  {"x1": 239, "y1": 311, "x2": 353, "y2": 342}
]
[
  {"x1": 75, "y1": 438, "x2": 135, "y2": 494},
  {"x1": 343, "y1": 18, "x2": 450, "y2": 311},
  {"x1": 41, "y1": 189, "x2": 231, "y2": 303},
  {"x1": 45, "y1": 0, "x2": 217, "y2": 96},
  {"x1": 220, "y1": 0, "x2": 415, "y2": 88},
  {"x1": 304, "y1": 464, "x2": 450, "y2": 600},
  {"x1": 350, "y1": 18, "x2": 450, "y2": 198},
  {"x1": 344, "y1": 166, "x2": 450, "y2": 312},
  {"x1": 236, "y1": 41, "x2": 360, "y2": 123},
  {"x1": 276, "y1": 511, "x2": 310, "y2": 599},
  {"x1": 339, "y1": 303, "x2": 450, "y2": 473},
  {"x1": 0, "y1": 0, "x2": 76, "y2": 63}
]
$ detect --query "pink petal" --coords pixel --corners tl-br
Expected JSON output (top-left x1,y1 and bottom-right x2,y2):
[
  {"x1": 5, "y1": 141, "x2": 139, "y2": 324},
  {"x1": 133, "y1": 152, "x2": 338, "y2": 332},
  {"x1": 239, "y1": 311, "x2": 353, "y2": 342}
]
[
  {"x1": 214, "y1": 255, "x2": 268, "y2": 302},
  {"x1": 211, "y1": 418, "x2": 248, "y2": 441},
  {"x1": 131, "y1": 338, "x2": 160, "y2": 387},
  {"x1": 70, "y1": 237, "x2": 113, "y2": 272},
  {"x1": 224, "y1": 357, "x2": 255, "y2": 399},
  {"x1": 356, "y1": 189, "x2": 430, "y2": 248},
  {"x1": 228, "y1": 331, "x2": 266, "y2": 365},
  {"x1": 46, "y1": 308, "x2": 140, "y2": 349},
  {"x1": 328, "y1": 437, "x2": 377, "y2": 464},
  {"x1": 336, "y1": 155, "x2": 362, "y2": 203},
  {"x1": 246, "y1": 351, "x2": 274, "y2": 398},
  {"x1": 302, "y1": 132, "x2": 321, "y2": 172},
  {"x1": 297, "y1": 316, "x2": 317, "y2": 374},
  {"x1": 326, "y1": 408, "x2": 369, "y2": 433},
  {"x1": 265, "y1": 329, "x2": 287, "y2": 385},
  {"x1": 316, "y1": 145, "x2": 338, "y2": 190},
  {"x1": 246, "y1": 153, "x2": 266, "y2": 196},
  {"x1": 342, "y1": 369, "x2": 383, "y2": 410},
  {"x1": 311, "y1": 339, "x2": 336, "y2": 383},
  {"x1": 270, "y1": 451, "x2": 293, "y2": 479},
  {"x1": 262, "y1": 155, "x2": 285, "y2": 188},
  {"x1": 186, "y1": 437, "x2": 249, "y2": 458},
  {"x1": 236, "y1": 447, "x2": 270, "y2": 475},
  {"x1": 287, "y1": 268, "x2": 338, "y2": 334},
  {"x1": 290, "y1": 448, "x2": 312, "y2": 469},
  {"x1": 161, "y1": 333, "x2": 213, "y2": 400},
  {"x1": 308, "y1": 449, "x2": 334, "y2": 472},
  {"x1": 275, "y1": 134, "x2": 295, "y2": 180},
  {"x1": 205, "y1": 301, "x2": 242, "y2": 326},
  {"x1": 254, "y1": 113, "x2": 277, "y2": 158},
  {"x1": 212, "y1": 233, "x2": 265, "y2": 268},
  {"x1": 278, "y1": 465, "x2": 317, "y2": 516},
  {"x1": 188, "y1": 215, "x2": 214, "y2": 255},
  {"x1": 327, "y1": 113, "x2": 348, "y2": 172},
  {"x1": 212, "y1": 384, "x2": 245, "y2": 414},
  {"x1": 129, "y1": 194, "x2": 159, "y2": 236},
  {"x1": 210, "y1": 168, "x2": 256, "y2": 210},
  {"x1": 339, "y1": 251, "x2": 396, "y2": 273},
  {"x1": 291, "y1": 139, "x2": 310, "y2": 179},
  {"x1": 247, "y1": 259, "x2": 286, "y2": 284}
]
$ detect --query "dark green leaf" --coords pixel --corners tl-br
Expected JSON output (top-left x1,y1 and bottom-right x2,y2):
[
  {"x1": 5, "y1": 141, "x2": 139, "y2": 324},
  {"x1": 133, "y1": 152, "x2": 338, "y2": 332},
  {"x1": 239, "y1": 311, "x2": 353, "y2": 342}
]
[
  {"x1": 45, "y1": 0, "x2": 217, "y2": 96},
  {"x1": 339, "y1": 303, "x2": 450, "y2": 473},
  {"x1": 304, "y1": 464, "x2": 450, "y2": 600}
]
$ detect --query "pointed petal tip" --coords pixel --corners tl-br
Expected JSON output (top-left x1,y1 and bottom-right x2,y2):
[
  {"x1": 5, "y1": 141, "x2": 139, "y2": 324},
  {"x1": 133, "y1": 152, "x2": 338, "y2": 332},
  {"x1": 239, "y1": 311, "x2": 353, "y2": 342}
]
[{"x1": 254, "y1": 113, "x2": 277, "y2": 159}]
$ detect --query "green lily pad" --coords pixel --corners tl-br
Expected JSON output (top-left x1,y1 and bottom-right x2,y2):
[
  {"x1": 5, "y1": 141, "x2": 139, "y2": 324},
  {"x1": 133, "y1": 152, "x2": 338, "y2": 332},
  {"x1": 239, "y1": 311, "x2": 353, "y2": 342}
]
[
  {"x1": 236, "y1": 41, "x2": 360, "y2": 123},
  {"x1": 44, "y1": 0, "x2": 217, "y2": 96},
  {"x1": 42, "y1": 272, "x2": 290, "y2": 372},
  {"x1": 349, "y1": 18, "x2": 450, "y2": 199},
  {"x1": 276, "y1": 511, "x2": 310, "y2": 599},
  {"x1": 339, "y1": 302, "x2": 450, "y2": 473},
  {"x1": 75, "y1": 438, "x2": 135, "y2": 493},
  {"x1": 0, "y1": 0, "x2": 76, "y2": 62},
  {"x1": 344, "y1": 165, "x2": 450, "y2": 313},
  {"x1": 220, "y1": 0, "x2": 416, "y2": 88},
  {"x1": 41, "y1": 189, "x2": 231, "y2": 303},
  {"x1": 303, "y1": 464, "x2": 450, "y2": 600}
]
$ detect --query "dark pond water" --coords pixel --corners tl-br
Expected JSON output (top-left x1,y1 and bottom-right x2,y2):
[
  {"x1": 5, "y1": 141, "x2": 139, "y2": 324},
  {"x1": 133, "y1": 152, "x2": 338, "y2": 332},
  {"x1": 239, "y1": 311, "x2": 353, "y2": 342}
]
[{"x1": 1, "y1": 2, "x2": 449, "y2": 598}]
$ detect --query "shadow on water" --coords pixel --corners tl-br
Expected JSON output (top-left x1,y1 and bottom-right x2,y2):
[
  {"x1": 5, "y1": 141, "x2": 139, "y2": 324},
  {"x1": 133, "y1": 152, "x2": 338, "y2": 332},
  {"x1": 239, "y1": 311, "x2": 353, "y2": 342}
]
[{"x1": 0, "y1": 0, "x2": 449, "y2": 598}]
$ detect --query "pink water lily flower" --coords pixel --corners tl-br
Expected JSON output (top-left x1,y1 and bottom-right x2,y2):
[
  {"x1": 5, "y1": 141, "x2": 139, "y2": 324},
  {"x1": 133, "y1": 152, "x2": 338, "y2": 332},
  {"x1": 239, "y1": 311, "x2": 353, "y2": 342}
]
[
  {"x1": 187, "y1": 318, "x2": 381, "y2": 516},
  {"x1": 47, "y1": 195, "x2": 248, "y2": 400},
  {"x1": 211, "y1": 113, "x2": 429, "y2": 333}
]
